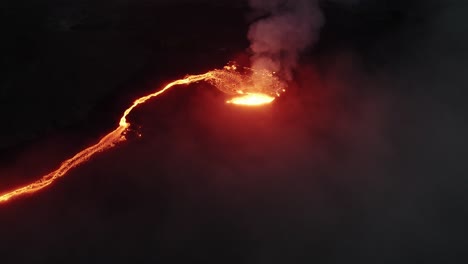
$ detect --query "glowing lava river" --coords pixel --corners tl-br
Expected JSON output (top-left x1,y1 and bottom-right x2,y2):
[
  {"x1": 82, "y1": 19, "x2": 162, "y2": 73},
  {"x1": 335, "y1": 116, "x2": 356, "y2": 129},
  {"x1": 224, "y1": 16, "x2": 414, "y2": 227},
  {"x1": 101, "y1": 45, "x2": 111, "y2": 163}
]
[{"x1": 0, "y1": 65, "x2": 285, "y2": 203}]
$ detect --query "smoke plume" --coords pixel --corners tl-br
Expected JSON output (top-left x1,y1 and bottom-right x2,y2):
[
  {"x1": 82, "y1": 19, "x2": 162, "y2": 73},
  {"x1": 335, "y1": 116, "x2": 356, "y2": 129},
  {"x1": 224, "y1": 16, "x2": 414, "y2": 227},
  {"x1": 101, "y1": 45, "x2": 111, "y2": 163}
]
[{"x1": 247, "y1": 0, "x2": 324, "y2": 80}]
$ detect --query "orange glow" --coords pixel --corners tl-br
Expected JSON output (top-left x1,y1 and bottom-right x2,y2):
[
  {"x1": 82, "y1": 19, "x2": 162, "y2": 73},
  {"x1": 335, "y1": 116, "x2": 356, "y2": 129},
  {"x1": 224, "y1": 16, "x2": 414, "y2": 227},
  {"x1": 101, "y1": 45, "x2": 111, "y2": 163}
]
[
  {"x1": 227, "y1": 93, "x2": 275, "y2": 106},
  {"x1": 0, "y1": 64, "x2": 286, "y2": 203}
]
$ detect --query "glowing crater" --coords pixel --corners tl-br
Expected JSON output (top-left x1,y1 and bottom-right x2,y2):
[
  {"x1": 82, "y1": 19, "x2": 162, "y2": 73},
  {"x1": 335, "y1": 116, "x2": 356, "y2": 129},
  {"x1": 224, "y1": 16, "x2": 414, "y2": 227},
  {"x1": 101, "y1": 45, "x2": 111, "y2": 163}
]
[{"x1": 227, "y1": 93, "x2": 275, "y2": 106}]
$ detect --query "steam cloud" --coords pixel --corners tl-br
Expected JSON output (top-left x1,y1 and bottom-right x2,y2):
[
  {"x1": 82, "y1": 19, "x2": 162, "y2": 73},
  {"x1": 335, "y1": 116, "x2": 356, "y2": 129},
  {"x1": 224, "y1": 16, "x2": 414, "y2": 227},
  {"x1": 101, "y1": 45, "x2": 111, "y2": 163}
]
[{"x1": 247, "y1": 0, "x2": 324, "y2": 80}]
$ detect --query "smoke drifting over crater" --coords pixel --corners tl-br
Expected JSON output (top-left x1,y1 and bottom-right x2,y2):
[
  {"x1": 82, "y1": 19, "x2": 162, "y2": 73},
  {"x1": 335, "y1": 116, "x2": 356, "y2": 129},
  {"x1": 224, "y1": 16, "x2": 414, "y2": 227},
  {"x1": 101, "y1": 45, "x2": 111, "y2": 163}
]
[{"x1": 247, "y1": 0, "x2": 324, "y2": 80}]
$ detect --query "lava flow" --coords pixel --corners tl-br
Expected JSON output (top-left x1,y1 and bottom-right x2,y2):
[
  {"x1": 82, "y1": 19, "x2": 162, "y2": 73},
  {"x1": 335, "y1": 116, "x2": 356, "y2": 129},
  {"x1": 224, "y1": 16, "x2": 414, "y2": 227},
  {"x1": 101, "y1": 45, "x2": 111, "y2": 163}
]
[{"x1": 0, "y1": 65, "x2": 286, "y2": 203}]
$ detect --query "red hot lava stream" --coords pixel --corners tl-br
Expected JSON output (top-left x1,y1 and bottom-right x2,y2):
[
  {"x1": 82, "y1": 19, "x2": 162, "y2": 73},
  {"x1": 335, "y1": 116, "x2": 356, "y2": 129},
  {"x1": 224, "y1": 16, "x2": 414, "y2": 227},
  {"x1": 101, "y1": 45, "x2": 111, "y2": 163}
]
[{"x1": 0, "y1": 65, "x2": 285, "y2": 203}]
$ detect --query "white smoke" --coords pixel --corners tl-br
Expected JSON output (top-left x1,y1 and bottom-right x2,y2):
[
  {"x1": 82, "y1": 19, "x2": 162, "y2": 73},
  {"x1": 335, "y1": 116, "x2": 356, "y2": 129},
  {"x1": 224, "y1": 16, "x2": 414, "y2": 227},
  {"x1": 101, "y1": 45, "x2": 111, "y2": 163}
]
[{"x1": 248, "y1": 0, "x2": 324, "y2": 80}]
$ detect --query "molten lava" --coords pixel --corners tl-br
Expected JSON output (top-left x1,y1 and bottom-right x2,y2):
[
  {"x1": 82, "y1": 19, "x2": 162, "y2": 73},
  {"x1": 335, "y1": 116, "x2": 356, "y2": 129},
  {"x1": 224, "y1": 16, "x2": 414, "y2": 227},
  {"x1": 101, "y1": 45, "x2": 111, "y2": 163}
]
[
  {"x1": 0, "y1": 64, "x2": 286, "y2": 203},
  {"x1": 227, "y1": 93, "x2": 275, "y2": 106}
]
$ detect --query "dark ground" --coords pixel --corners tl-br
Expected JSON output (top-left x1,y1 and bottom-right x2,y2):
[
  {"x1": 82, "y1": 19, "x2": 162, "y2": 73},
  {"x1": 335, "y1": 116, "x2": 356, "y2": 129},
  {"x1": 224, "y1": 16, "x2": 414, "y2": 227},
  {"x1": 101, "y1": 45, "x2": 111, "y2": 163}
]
[{"x1": 0, "y1": 0, "x2": 467, "y2": 263}]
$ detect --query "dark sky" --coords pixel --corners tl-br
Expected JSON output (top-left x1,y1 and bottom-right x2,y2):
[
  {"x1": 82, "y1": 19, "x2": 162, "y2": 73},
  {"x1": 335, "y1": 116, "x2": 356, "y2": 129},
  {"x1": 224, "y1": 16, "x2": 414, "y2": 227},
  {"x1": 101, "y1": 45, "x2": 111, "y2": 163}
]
[{"x1": 0, "y1": 0, "x2": 467, "y2": 263}]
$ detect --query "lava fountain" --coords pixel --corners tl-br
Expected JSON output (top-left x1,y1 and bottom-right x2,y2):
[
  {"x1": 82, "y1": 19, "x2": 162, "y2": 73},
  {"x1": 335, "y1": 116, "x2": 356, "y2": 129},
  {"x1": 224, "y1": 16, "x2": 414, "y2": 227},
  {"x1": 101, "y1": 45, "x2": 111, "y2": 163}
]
[{"x1": 0, "y1": 64, "x2": 286, "y2": 203}]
